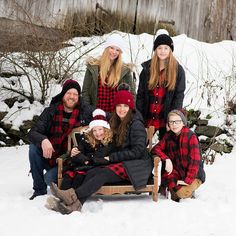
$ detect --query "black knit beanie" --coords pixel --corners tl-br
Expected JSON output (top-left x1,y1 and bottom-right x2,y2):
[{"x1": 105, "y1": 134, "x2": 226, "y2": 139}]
[
  {"x1": 50, "y1": 79, "x2": 81, "y2": 104},
  {"x1": 153, "y1": 34, "x2": 174, "y2": 52}
]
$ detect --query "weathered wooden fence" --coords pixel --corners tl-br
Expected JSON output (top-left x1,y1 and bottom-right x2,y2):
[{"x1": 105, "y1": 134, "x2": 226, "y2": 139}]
[{"x1": 0, "y1": 0, "x2": 235, "y2": 42}]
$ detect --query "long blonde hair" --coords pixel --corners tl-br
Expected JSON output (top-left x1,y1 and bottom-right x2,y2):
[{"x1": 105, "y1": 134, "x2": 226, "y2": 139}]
[
  {"x1": 88, "y1": 48, "x2": 123, "y2": 88},
  {"x1": 148, "y1": 50, "x2": 177, "y2": 90},
  {"x1": 85, "y1": 127, "x2": 113, "y2": 148}
]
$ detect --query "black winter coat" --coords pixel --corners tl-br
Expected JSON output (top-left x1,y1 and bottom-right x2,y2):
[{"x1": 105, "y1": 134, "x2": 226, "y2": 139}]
[
  {"x1": 136, "y1": 60, "x2": 186, "y2": 122},
  {"x1": 28, "y1": 97, "x2": 93, "y2": 149},
  {"x1": 109, "y1": 110, "x2": 153, "y2": 190},
  {"x1": 64, "y1": 134, "x2": 115, "y2": 172}
]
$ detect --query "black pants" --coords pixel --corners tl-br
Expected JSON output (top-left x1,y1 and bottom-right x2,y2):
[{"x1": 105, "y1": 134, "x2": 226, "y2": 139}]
[
  {"x1": 75, "y1": 167, "x2": 123, "y2": 205},
  {"x1": 61, "y1": 173, "x2": 86, "y2": 190}
]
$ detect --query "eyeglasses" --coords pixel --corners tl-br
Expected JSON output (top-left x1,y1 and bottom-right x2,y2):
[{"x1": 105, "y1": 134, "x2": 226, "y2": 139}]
[{"x1": 168, "y1": 120, "x2": 182, "y2": 125}]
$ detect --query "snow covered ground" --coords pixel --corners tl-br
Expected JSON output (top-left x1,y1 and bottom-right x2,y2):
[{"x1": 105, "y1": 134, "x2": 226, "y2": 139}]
[{"x1": 0, "y1": 145, "x2": 235, "y2": 236}]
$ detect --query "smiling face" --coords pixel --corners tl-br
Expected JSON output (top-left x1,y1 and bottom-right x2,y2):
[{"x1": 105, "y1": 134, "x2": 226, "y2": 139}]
[
  {"x1": 62, "y1": 88, "x2": 79, "y2": 112},
  {"x1": 115, "y1": 104, "x2": 130, "y2": 120},
  {"x1": 156, "y1": 45, "x2": 171, "y2": 61},
  {"x1": 168, "y1": 113, "x2": 184, "y2": 135},
  {"x1": 92, "y1": 126, "x2": 105, "y2": 141},
  {"x1": 108, "y1": 46, "x2": 121, "y2": 61}
]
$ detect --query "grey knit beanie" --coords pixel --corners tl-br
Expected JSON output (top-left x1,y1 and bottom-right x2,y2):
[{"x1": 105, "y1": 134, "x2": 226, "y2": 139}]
[{"x1": 168, "y1": 109, "x2": 187, "y2": 126}]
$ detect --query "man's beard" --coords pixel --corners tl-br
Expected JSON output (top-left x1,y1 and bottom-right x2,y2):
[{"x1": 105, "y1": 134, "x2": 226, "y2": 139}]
[{"x1": 63, "y1": 98, "x2": 78, "y2": 111}]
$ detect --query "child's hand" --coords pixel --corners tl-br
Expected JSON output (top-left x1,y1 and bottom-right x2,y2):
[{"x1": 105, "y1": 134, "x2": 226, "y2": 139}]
[
  {"x1": 71, "y1": 147, "x2": 80, "y2": 157},
  {"x1": 165, "y1": 159, "x2": 173, "y2": 175}
]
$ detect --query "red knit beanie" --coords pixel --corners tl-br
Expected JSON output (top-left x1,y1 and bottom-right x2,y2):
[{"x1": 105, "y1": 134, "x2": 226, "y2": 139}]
[
  {"x1": 113, "y1": 90, "x2": 134, "y2": 109},
  {"x1": 61, "y1": 79, "x2": 81, "y2": 96}
]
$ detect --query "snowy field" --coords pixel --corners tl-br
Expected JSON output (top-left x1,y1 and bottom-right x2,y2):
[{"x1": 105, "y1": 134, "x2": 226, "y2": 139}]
[{"x1": 0, "y1": 145, "x2": 235, "y2": 236}]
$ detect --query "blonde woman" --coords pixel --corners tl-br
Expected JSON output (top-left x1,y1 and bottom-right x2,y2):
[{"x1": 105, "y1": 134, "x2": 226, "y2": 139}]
[
  {"x1": 82, "y1": 33, "x2": 135, "y2": 112},
  {"x1": 136, "y1": 29, "x2": 186, "y2": 140}
]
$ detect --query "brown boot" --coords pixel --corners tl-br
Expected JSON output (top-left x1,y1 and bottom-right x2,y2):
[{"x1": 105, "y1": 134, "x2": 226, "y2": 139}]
[
  {"x1": 176, "y1": 179, "x2": 202, "y2": 199},
  {"x1": 57, "y1": 199, "x2": 82, "y2": 215},
  {"x1": 50, "y1": 182, "x2": 77, "y2": 205}
]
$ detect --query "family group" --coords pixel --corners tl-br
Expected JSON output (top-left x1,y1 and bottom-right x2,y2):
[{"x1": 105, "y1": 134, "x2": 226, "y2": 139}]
[{"x1": 28, "y1": 29, "x2": 205, "y2": 215}]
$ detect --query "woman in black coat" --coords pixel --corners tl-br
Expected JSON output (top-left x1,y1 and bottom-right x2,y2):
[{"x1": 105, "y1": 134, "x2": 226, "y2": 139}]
[{"x1": 46, "y1": 89, "x2": 153, "y2": 214}]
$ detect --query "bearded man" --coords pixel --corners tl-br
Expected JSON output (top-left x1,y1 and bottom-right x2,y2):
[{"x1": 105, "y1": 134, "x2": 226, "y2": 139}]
[{"x1": 28, "y1": 79, "x2": 92, "y2": 200}]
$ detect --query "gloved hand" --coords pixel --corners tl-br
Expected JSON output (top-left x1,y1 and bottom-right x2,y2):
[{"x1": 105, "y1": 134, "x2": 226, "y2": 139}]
[
  {"x1": 165, "y1": 159, "x2": 173, "y2": 175},
  {"x1": 92, "y1": 157, "x2": 109, "y2": 166},
  {"x1": 71, "y1": 153, "x2": 90, "y2": 165}
]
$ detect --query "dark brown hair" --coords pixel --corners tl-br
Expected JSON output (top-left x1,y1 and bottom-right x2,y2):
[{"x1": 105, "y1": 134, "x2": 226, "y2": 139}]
[{"x1": 109, "y1": 109, "x2": 133, "y2": 146}]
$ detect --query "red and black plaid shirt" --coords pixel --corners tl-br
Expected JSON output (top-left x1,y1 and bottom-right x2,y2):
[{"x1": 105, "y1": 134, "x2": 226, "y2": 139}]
[
  {"x1": 97, "y1": 77, "x2": 117, "y2": 112},
  {"x1": 146, "y1": 85, "x2": 166, "y2": 129},
  {"x1": 106, "y1": 163, "x2": 129, "y2": 180},
  {"x1": 146, "y1": 69, "x2": 166, "y2": 129},
  {"x1": 49, "y1": 102, "x2": 80, "y2": 166},
  {"x1": 152, "y1": 127, "x2": 200, "y2": 185}
]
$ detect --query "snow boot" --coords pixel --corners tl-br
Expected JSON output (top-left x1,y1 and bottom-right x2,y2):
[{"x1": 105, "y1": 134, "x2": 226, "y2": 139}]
[
  {"x1": 176, "y1": 179, "x2": 202, "y2": 199},
  {"x1": 45, "y1": 196, "x2": 61, "y2": 212},
  {"x1": 170, "y1": 190, "x2": 180, "y2": 202},
  {"x1": 50, "y1": 182, "x2": 78, "y2": 205},
  {"x1": 57, "y1": 199, "x2": 82, "y2": 215},
  {"x1": 29, "y1": 191, "x2": 47, "y2": 200}
]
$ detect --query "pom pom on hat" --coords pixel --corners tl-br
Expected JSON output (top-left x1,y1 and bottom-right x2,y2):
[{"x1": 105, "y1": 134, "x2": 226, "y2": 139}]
[
  {"x1": 104, "y1": 33, "x2": 125, "y2": 52},
  {"x1": 117, "y1": 82, "x2": 131, "y2": 92},
  {"x1": 153, "y1": 29, "x2": 174, "y2": 52},
  {"x1": 156, "y1": 29, "x2": 169, "y2": 37},
  {"x1": 89, "y1": 108, "x2": 110, "y2": 130}
]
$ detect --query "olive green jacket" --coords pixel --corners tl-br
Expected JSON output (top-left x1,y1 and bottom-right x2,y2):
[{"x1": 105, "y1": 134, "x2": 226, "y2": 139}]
[{"x1": 82, "y1": 64, "x2": 136, "y2": 108}]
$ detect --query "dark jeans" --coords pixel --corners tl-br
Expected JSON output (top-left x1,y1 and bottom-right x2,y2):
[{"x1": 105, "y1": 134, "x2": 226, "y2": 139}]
[
  {"x1": 29, "y1": 144, "x2": 58, "y2": 194},
  {"x1": 75, "y1": 167, "x2": 123, "y2": 204}
]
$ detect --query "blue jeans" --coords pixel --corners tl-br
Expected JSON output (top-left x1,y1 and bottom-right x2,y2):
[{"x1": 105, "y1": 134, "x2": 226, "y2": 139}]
[{"x1": 29, "y1": 144, "x2": 58, "y2": 194}]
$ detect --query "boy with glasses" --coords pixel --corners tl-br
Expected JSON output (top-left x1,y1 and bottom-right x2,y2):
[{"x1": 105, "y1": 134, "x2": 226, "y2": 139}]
[{"x1": 151, "y1": 109, "x2": 205, "y2": 201}]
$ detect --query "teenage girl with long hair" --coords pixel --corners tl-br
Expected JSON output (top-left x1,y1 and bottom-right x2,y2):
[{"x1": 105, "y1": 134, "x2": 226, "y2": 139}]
[
  {"x1": 82, "y1": 33, "x2": 135, "y2": 112},
  {"x1": 136, "y1": 29, "x2": 186, "y2": 140}
]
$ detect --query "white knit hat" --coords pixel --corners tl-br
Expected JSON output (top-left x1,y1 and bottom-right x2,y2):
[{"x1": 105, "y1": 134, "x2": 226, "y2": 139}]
[
  {"x1": 104, "y1": 34, "x2": 125, "y2": 52},
  {"x1": 89, "y1": 109, "x2": 110, "y2": 130}
]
